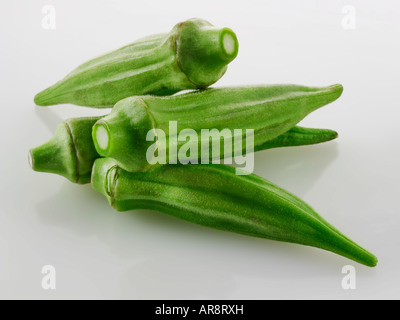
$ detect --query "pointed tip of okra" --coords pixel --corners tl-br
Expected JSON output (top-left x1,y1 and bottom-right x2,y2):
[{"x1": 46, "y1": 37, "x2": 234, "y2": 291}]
[
  {"x1": 320, "y1": 129, "x2": 338, "y2": 142},
  {"x1": 349, "y1": 245, "x2": 378, "y2": 268},
  {"x1": 299, "y1": 83, "x2": 343, "y2": 116},
  {"x1": 34, "y1": 89, "x2": 52, "y2": 106},
  {"x1": 314, "y1": 83, "x2": 344, "y2": 105},
  {"x1": 342, "y1": 239, "x2": 378, "y2": 268},
  {"x1": 329, "y1": 83, "x2": 343, "y2": 95},
  {"x1": 368, "y1": 255, "x2": 378, "y2": 267},
  {"x1": 325, "y1": 83, "x2": 344, "y2": 103},
  {"x1": 297, "y1": 126, "x2": 339, "y2": 142},
  {"x1": 318, "y1": 222, "x2": 378, "y2": 267},
  {"x1": 34, "y1": 84, "x2": 67, "y2": 106},
  {"x1": 331, "y1": 130, "x2": 339, "y2": 140}
]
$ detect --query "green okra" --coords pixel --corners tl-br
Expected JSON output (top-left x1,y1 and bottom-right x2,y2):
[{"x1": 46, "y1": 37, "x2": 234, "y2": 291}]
[
  {"x1": 92, "y1": 158, "x2": 377, "y2": 267},
  {"x1": 92, "y1": 84, "x2": 343, "y2": 172},
  {"x1": 255, "y1": 126, "x2": 338, "y2": 151},
  {"x1": 29, "y1": 116, "x2": 102, "y2": 184},
  {"x1": 28, "y1": 114, "x2": 338, "y2": 184},
  {"x1": 34, "y1": 18, "x2": 239, "y2": 108}
]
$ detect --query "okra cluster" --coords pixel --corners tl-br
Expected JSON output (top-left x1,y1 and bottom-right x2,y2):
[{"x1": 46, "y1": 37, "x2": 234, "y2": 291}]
[{"x1": 30, "y1": 18, "x2": 377, "y2": 267}]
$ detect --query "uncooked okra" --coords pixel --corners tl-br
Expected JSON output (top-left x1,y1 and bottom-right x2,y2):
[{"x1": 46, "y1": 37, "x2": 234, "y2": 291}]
[
  {"x1": 29, "y1": 116, "x2": 338, "y2": 184},
  {"x1": 29, "y1": 116, "x2": 101, "y2": 184},
  {"x1": 255, "y1": 125, "x2": 338, "y2": 151},
  {"x1": 92, "y1": 84, "x2": 343, "y2": 172},
  {"x1": 92, "y1": 158, "x2": 377, "y2": 267},
  {"x1": 34, "y1": 18, "x2": 239, "y2": 108}
]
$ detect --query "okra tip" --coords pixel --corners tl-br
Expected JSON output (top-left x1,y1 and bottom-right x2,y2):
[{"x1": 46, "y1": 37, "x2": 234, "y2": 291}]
[
  {"x1": 33, "y1": 92, "x2": 43, "y2": 106},
  {"x1": 324, "y1": 83, "x2": 343, "y2": 104},
  {"x1": 34, "y1": 87, "x2": 57, "y2": 107},
  {"x1": 367, "y1": 254, "x2": 378, "y2": 267},
  {"x1": 255, "y1": 126, "x2": 339, "y2": 151},
  {"x1": 341, "y1": 238, "x2": 378, "y2": 268},
  {"x1": 329, "y1": 83, "x2": 343, "y2": 95},
  {"x1": 316, "y1": 217, "x2": 378, "y2": 267}
]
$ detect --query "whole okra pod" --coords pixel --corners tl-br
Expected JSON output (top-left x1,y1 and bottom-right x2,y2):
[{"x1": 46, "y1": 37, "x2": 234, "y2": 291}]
[
  {"x1": 92, "y1": 84, "x2": 343, "y2": 172},
  {"x1": 92, "y1": 158, "x2": 377, "y2": 267},
  {"x1": 29, "y1": 116, "x2": 338, "y2": 183},
  {"x1": 34, "y1": 18, "x2": 239, "y2": 108}
]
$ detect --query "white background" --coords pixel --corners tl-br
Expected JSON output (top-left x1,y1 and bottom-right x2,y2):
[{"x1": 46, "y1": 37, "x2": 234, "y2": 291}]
[{"x1": 1, "y1": 0, "x2": 399, "y2": 300}]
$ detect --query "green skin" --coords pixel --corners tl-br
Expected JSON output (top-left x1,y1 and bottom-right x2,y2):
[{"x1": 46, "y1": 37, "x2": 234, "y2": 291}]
[
  {"x1": 29, "y1": 115, "x2": 338, "y2": 184},
  {"x1": 29, "y1": 116, "x2": 101, "y2": 184},
  {"x1": 255, "y1": 125, "x2": 337, "y2": 151},
  {"x1": 92, "y1": 158, "x2": 377, "y2": 267},
  {"x1": 34, "y1": 18, "x2": 239, "y2": 108},
  {"x1": 92, "y1": 84, "x2": 343, "y2": 172}
]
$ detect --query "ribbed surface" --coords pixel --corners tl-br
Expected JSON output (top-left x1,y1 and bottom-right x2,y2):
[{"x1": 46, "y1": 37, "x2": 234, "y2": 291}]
[
  {"x1": 147, "y1": 84, "x2": 343, "y2": 155},
  {"x1": 34, "y1": 41, "x2": 186, "y2": 107},
  {"x1": 255, "y1": 126, "x2": 338, "y2": 151},
  {"x1": 92, "y1": 159, "x2": 377, "y2": 267},
  {"x1": 34, "y1": 18, "x2": 239, "y2": 108}
]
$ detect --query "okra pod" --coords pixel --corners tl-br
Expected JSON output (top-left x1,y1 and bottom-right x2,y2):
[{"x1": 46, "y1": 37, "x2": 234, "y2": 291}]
[
  {"x1": 29, "y1": 114, "x2": 338, "y2": 184},
  {"x1": 29, "y1": 116, "x2": 101, "y2": 184},
  {"x1": 92, "y1": 158, "x2": 377, "y2": 267},
  {"x1": 34, "y1": 18, "x2": 239, "y2": 108},
  {"x1": 255, "y1": 126, "x2": 338, "y2": 151},
  {"x1": 92, "y1": 84, "x2": 343, "y2": 172}
]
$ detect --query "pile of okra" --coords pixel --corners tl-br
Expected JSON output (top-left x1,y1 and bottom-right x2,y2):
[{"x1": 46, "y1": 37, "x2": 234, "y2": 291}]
[{"x1": 30, "y1": 18, "x2": 377, "y2": 267}]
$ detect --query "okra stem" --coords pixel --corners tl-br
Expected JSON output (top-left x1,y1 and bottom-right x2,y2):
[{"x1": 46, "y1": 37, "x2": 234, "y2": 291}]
[
  {"x1": 29, "y1": 116, "x2": 101, "y2": 184},
  {"x1": 175, "y1": 23, "x2": 238, "y2": 86}
]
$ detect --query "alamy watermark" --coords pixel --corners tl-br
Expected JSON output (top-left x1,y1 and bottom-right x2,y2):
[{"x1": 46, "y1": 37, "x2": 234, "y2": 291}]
[
  {"x1": 145, "y1": 121, "x2": 255, "y2": 175},
  {"x1": 341, "y1": 265, "x2": 356, "y2": 290},
  {"x1": 42, "y1": 5, "x2": 56, "y2": 30},
  {"x1": 342, "y1": 5, "x2": 356, "y2": 30},
  {"x1": 41, "y1": 265, "x2": 56, "y2": 290}
]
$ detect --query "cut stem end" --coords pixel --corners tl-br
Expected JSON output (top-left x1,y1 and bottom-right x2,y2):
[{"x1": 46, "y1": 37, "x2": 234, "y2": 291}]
[
  {"x1": 220, "y1": 28, "x2": 239, "y2": 61},
  {"x1": 93, "y1": 122, "x2": 111, "y2": 155}
]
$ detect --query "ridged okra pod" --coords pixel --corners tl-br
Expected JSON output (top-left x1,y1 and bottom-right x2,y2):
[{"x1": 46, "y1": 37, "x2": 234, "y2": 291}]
[
  {"x1": 254, "y1": 125, "x2": 338, "y2": 151},
  {"x1": 29, "y1": 116, "x2": 101, "y2": 184},
  {"x1": 34, "y1": 18, "x2": 239, "y2": 108},
  {"x1": 92, "y1": 84, "x2": 343, "y2": 172},
  {"x1": 92, "y1": 158, "x2": 377, "y2": 267},
  {"x1": 29, "y1": 115, "x2": 338, "y2": 183}
]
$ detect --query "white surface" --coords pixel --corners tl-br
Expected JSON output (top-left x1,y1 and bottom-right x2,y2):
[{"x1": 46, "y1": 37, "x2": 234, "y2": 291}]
[{"x1": 1, "y1": 0, "x2": 399, "y2": 300}]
